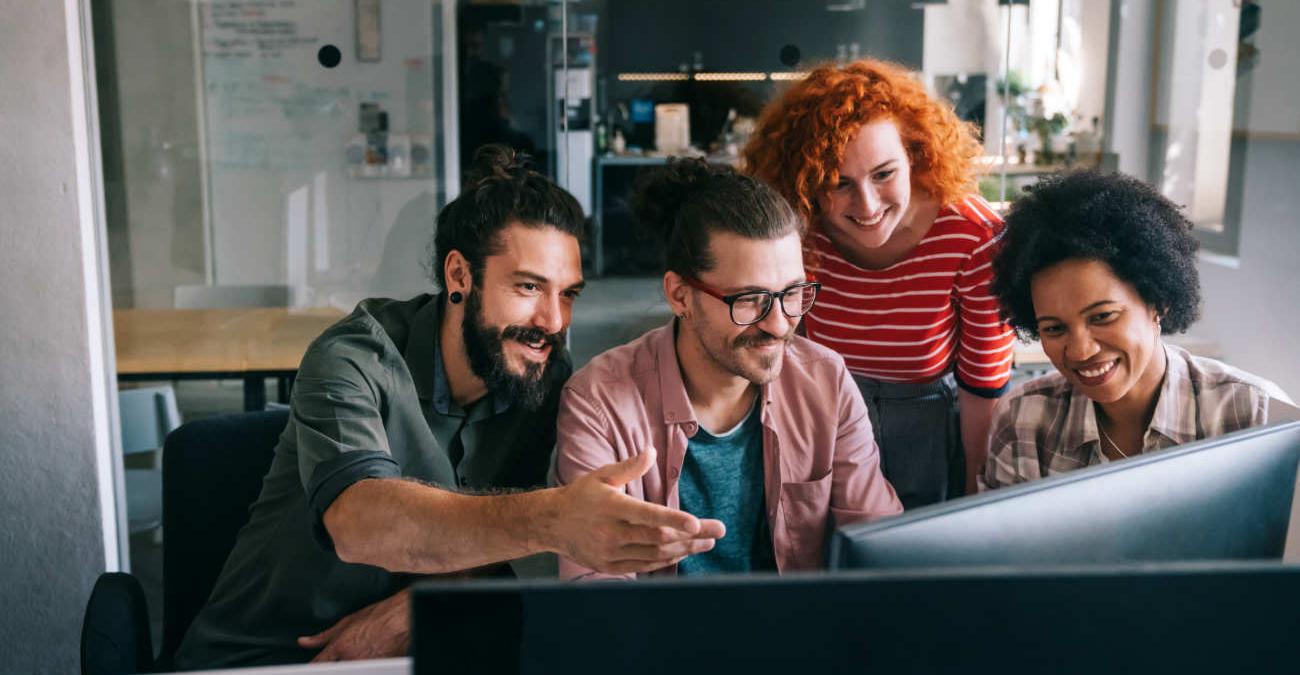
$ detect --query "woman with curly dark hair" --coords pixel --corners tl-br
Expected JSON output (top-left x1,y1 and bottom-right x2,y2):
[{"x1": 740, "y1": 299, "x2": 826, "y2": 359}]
[
  {"x1": 744, "y1": 59, "x2": 1015, "y2": 507},
  {"x1": 979, "y1": 169, "x2": 1292, "y2": 489}
]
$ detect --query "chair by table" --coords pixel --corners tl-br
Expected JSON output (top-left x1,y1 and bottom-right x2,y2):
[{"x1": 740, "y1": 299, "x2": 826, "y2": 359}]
[
  {"x1": 173, "y1": 284, "x2": 292, "y2": 310},
  {"x1": 82, "y1": 409, "x2": 288, "y2": 674},
  {"x1": 118, "y1": 386, "x2": 181, "y2": 536}
]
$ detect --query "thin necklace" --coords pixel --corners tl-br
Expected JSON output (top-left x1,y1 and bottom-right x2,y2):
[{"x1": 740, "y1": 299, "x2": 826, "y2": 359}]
[{"x1": 1097, "y1": 423, "x2": 1130, "y2": 459}]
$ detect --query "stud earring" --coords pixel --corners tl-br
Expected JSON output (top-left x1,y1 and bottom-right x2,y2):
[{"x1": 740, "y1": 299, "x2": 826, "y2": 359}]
[{"x1": 449, "y1": 291, "x2": 463, "y2": 304}]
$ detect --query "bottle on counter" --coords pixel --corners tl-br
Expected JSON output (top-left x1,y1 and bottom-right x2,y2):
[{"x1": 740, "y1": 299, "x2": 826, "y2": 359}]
[{"x1": 596, "y1": 121, "x2": 609, "y2": 155}]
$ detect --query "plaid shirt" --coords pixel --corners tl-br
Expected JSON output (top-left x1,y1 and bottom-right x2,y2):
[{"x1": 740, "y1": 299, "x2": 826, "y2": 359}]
[{"x1": 979, "y1": 344, "x2": 1292, "y2": 490}]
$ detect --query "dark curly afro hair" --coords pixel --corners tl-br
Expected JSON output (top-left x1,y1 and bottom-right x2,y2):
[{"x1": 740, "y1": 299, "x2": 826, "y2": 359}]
[{"x1": 991, "y1": 169, "x2": 1202, "y2": 340}]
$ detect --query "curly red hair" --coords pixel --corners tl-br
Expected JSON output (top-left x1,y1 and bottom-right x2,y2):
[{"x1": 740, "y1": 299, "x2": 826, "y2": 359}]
[{"x1": 742, "y1": 59, "x2": 983, "y2": 228}]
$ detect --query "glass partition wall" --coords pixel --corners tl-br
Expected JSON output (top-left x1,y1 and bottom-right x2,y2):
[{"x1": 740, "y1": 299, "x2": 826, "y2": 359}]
[
  {"x1": 93, "y1": 0, "x2": 458, "y2": 589},
  {"x1": 97, "y1": 0, "x2": 1118, "y2": 311},
  {"x1": 98, "y1": 0, "x2": 455, "y2": 312}
]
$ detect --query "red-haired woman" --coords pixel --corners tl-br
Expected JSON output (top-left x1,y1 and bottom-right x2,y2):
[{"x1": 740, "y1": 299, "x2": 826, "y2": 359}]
[{"x1": 743, "y1": 59, "x2": 1014, "y2": 508}]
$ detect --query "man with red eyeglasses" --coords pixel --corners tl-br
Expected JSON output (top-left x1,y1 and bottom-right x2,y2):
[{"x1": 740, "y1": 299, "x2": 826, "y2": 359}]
[{"x1": 554, "y1": 159, "x2": 902, "y2": 579}]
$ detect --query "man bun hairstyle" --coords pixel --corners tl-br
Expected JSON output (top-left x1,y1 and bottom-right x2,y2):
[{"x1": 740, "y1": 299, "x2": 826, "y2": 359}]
[
  {"x1": 631, "y1": 157, "x2": 802, "y2": 279},
  {"x1": 432, "y1": 144, "x2": 585, "y2": 289}
]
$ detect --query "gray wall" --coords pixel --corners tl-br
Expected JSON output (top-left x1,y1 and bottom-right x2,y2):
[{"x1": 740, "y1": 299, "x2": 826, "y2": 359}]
[
  {"x1": 0, "y1": 1, "x2": 118, "y2": 672},
  {"x1": 1194, "y1": 138, "x2": 1300, "y2": 396},
  {"x1": 1187, "y1": 0, "x2": 1300, "y2": 395},
  {"x1": 1108, "y1": 0, "x2": 1300, "y2": 397}
]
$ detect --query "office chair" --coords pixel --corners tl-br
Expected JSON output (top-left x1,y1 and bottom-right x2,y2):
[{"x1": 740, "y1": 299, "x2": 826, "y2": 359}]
[
  {"x1": 81, "y1": 573, "x2": 153, "y2": 675},
  {"x1": 81, "y1": 409, "x2": 288, "y2": 675}
]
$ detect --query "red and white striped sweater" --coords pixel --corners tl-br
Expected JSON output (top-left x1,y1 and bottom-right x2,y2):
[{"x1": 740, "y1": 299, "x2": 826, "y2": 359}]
[{"x1": 804, "y1": 194, "x2": 1015, "y2": 395}]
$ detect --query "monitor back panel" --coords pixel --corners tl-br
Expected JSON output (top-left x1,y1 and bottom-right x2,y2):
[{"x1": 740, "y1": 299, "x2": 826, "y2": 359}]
[{"x1": 832, "y1": 422, "x2": 1300, "y2": 569}]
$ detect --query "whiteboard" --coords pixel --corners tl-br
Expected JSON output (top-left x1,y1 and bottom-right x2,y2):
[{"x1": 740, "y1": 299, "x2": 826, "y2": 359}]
[{"x1": 198, "y1": 0, "x2": 440, "y2": 298}]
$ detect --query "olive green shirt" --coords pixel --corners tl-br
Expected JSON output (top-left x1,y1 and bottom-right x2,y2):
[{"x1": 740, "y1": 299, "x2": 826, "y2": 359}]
[{"x1": 175, "y1": 294, "x2": 570, "y2": 668}]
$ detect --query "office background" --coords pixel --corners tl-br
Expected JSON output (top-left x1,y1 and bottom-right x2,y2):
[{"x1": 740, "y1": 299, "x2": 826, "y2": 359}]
[{"x1": 4, "y1": 0, "x2": 1300, "y2": 672}]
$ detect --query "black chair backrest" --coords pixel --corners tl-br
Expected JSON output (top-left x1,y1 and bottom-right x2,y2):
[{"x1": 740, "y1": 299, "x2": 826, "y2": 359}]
[
  {"x1": 159, "y1": 409, "x2": 288, "y2": 665},
  {"x1": 82, "y1": 573, "x2": 153, "y2": 675}
]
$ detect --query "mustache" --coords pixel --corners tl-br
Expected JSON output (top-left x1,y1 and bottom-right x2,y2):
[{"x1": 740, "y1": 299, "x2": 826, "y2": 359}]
[
  {"x1": 733, "y1": 328, "x2": 794, "y2": 349},
  {"x1": 501, "y1": 324, "x2": 564, "y2": 348}
]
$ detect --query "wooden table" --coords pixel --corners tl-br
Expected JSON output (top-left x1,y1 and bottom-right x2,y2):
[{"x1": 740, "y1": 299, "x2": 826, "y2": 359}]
[{"x1": 114, "y1": 307, "x2": 345, "y2": 411}]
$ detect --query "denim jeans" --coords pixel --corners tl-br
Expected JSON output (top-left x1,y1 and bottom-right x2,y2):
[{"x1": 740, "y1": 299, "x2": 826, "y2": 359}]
[{"x1": 853, "y1": 373, "x2": 963, "y2": 510}]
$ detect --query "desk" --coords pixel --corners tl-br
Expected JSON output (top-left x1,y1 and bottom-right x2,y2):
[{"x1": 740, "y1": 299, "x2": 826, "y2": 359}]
[
  {"x1": 157, "y1": 657, "x2": 409, "y2": 675},
  {"x1": 114, "y1": 307, "x2": 345, "y2": 411}
]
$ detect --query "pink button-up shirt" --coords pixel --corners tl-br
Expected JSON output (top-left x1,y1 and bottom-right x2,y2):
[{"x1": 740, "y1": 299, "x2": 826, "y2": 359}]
[{"x1": 555, "y1": 321, "x2": 902, "y2": 579}]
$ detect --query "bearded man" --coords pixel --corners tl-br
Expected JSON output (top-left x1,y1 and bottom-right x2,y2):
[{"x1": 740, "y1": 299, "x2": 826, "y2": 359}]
[{"x1": 175, "y1": 147, "x2": 722, "y2": 668}]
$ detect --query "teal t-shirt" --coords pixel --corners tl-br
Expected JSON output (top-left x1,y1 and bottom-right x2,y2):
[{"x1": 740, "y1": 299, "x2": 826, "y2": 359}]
[{"x1": 677, "y1": 401, "x2": 776, "y2": 575}]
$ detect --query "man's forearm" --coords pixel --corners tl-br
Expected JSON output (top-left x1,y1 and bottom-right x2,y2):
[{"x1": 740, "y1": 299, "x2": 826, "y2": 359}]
[
  {"x1": 325, "y1": 478, "x2": 561, "y2": 574},
  {"x1": 324, "y1": 450, "x2": 721, "y2": 577}
]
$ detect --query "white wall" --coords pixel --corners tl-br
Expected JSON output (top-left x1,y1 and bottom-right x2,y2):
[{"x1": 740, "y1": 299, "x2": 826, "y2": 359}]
[
  {"x1": 922, "y1": 0, "x2": 1004, "y2": 154},
  {"x1": 1190, "y1": 0, "x2": 1300, "y2": 395},
  {"x1": 0, "y1": 0, "x2": 120, "y2": 671},
  {"x1": 1105, "y1": 0, "x2": 1155, "y2": 177},
  {"x1": 922, "y1": 0, "x2": 996, "y2": 77},
  {"x1": 922, "y1": 0, "x2": 1110, "y2": 156},
  {"x1": 1231, "y1": 0, "x2": 1300, "y2": 137},
  {"x1": 1108, "y1": 0, "x2": 1300, "y2": 395},
  {"x1": 1071, "y1": 0, "x2": 1111, "y2": 129},
  {"x1": 1195, "y1": 139, "x2": 1300, "y2": 396}
]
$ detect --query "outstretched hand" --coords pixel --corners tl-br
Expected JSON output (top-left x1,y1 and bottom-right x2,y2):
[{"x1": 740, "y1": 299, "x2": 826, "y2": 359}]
[{"x1": 551, "y1": 447, "x2": 726, "y2": 575}]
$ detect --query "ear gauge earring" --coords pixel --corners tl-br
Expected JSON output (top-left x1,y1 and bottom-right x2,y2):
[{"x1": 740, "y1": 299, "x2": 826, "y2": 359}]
[{"x1": 449, "y1": 291, "x2": 463, "y2": 304}]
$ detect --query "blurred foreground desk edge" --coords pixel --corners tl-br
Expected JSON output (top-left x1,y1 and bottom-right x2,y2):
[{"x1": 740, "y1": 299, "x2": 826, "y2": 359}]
[
  {"x1": 413, "y1": 563, "x2": 1300, "y2": 675},
  {"x1": 155, "y1": 657, "x2": 409, "y2": 675}
]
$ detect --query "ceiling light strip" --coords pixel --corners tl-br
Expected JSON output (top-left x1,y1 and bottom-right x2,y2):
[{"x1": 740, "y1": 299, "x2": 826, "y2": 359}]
[
  {"x1": 617, "y1": 72, "x2": 690, "y2": 82},
  {"x1": 693, "y1": 72, "x2": 768, "y2": 81},
  {"x1": 615, "y1": 72, "x2": 811, "y2": 83}
]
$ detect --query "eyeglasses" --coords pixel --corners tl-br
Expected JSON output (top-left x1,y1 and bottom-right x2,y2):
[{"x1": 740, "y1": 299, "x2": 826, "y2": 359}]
[{"x1": 684, "y1": 278, "x2": 822, "y2": 326}]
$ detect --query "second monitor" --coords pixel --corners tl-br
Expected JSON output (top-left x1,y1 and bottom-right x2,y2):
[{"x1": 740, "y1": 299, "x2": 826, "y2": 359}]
[{"x1": 831, "y1": 421, "x2": 1300, "y2": 570}]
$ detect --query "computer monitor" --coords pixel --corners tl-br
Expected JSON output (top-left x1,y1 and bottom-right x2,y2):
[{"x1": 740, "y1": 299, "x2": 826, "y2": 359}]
[
  {"x1": 412, "y1": 562, "x2": 1300, "y2": 675},
  {"x1": 831, "y1": 421, "x2": 1300, "y2": 570}
]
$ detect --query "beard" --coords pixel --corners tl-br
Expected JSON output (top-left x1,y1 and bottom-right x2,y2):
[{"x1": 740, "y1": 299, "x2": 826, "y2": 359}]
[
  {"x1": 460, "y1": 288, "x2": 564, "y2": 411},
  {"x1": 696, "y1": 319, "x2": 796, "y2": 386}
]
